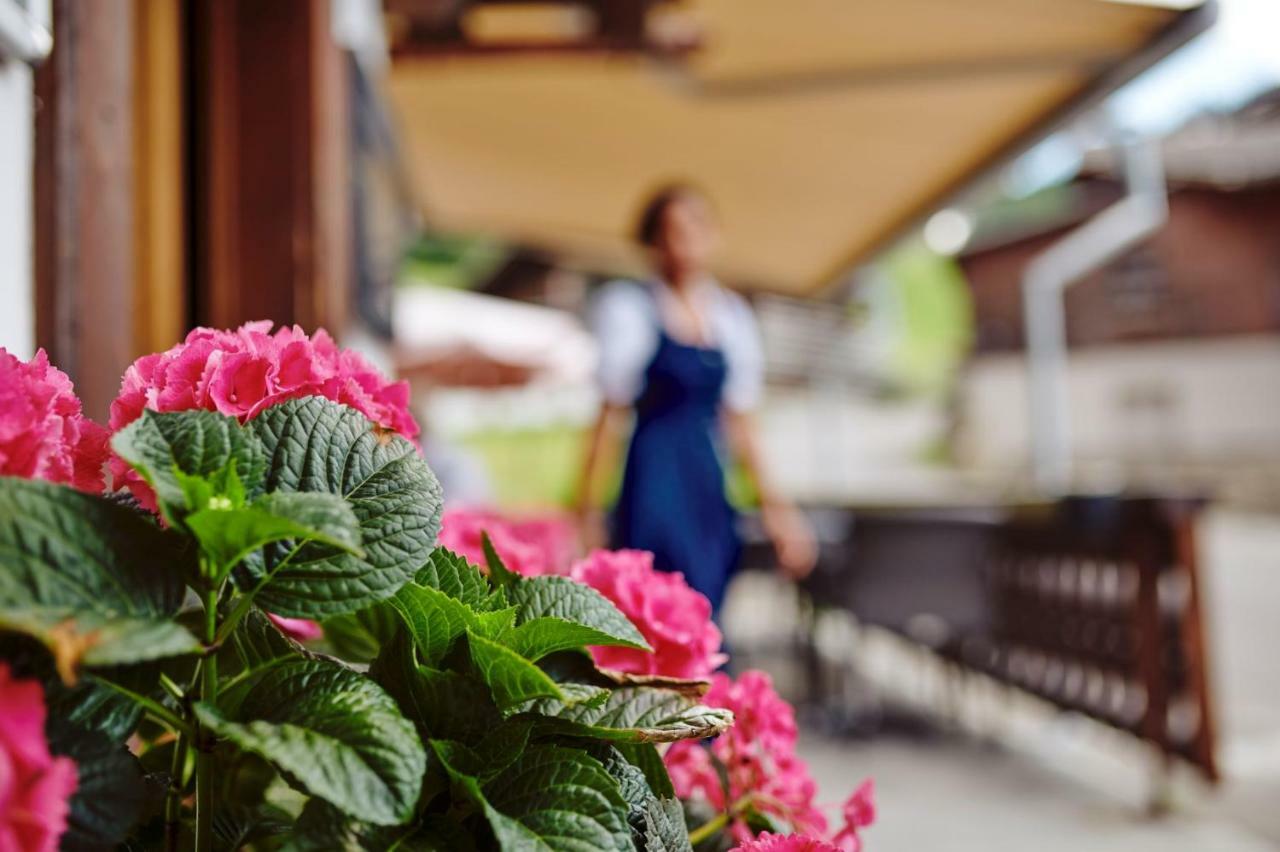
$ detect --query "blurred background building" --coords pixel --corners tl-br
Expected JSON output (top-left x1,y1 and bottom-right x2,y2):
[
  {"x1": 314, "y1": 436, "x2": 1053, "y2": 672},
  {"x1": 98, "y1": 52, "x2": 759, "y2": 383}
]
[{"x1": 4, "y1": 0, "x2": 1280, "y2": 849}]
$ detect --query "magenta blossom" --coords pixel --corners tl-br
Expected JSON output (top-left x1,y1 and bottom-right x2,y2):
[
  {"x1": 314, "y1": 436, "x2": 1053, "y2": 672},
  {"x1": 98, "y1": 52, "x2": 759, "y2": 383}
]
[
  {"x1": 832, "y1": 780, "x2": 875, "y2": 852},
  {"x1": 266, "y1": 614, "x2": 324, "y2": 643},
  {"x1": 438, "y1": 508, "x2": 577, "y2": 578},
  {"x1": 0, "y1": 663, "x2": 78, "y2": 852},
  {"x1": 665, "y1": 670, "x2": 827, "y2": 842},
  {"x1": 569, "y1": 549, "x2": 726, "y2": 680},
  {"x1": 0, "y1": 348, "x2": 108, "y2": 492},
  {"x1": 732, "y1": 833, "x2": 842, "y2": 852},
  {"x1": 108, "y1": 321, "x2": 418, "y2": 510}
]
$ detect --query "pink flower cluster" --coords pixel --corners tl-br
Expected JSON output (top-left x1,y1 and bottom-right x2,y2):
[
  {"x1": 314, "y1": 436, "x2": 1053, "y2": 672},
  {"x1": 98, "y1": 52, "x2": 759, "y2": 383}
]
[
  {"x1": 732, "y1": 834, "x2": 841, "y2": 852},
  {"x1": 569, "y1": 549, "x2": 727, "y2": 680},
  {"x1": 0, "y1": 664, "x2": 78, "y2": 852},
  {"x1": 666, "y1": 670, "x2": 874, "y2": 850},
  {"x1": 438, "y1": 507, "x2": 577, "y2": 578},
  {"x1": 108, "y1": 321, "x2": 418, "y2": 508},
  {"x1": 0, "y1": 348, "x2": 108, "y2": 492}
]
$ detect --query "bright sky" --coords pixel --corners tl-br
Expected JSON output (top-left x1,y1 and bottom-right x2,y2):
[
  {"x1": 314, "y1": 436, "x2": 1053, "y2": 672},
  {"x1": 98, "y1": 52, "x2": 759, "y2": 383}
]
[
  {"x1": 1109, "y1": 0, "x2": 1280, "y2": 132},
  {"x1": 1000, "y1": 0, "x2": 1280, "y2": 197}
]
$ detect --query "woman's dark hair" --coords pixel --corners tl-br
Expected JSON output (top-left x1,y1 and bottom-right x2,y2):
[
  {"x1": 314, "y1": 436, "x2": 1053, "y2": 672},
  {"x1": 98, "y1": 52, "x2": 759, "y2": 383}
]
[{"x1": 633, "y1": 182, "x2": 710, "y2": 248}]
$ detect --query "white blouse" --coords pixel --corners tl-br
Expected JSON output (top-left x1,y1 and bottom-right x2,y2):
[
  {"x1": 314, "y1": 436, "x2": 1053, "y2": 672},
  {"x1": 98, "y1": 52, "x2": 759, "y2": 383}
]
[{"x1": 590, "y1": 279, "x2": 764, "y2": 412}]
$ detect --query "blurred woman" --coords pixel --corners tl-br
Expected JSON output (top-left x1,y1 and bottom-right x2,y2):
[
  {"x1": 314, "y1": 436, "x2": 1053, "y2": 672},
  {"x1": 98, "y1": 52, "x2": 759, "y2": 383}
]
[{"x1": 576, "y1": 184, "x2": 816, "y2": 613}]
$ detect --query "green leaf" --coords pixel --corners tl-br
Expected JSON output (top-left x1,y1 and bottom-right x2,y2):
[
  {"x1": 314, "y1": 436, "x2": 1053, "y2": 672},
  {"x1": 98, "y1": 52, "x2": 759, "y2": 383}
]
[
  {"x1": 195, "y1": 659, "x2": 425, "y2": 825},
  {"x1": 415, "y1": 548, "x2": 504, "y2": 611},
  {"x1": 322, "y1": 604, "x2": 400, "y2": 664},
  {"x1": 210, "y1": 803, "x2": 294, "y2": 852},
  {"x1": 518, "y1": 686, "x2": 733, "y2": 743},
  {"x1": 506, "y1": 576, "x2": 648, "y2": 650},
  {"x1": 110, "y1": 408, "x2": 265, "y2": 524},
  {"x1": 248, "y1": 397, "x2": 443, "y2": 617},
  {"x1": 0, "y1": 607, "x2": 201, "y2": 675},
  {"x1": 0, "y1": 477, "x2": 189, "y2": 618},
  {"x1": 466, "y1": 630, "x2": 564, "y2": 712},
  {"x1": 504, "y1": 615, "x2": 647, "y2": 662},
  {"x1": 185, "y1": 491, "x2": 363, "y2": 577},
  {"x1": 390, "y1": 582, "x2": 515, "y2": 665},
  {"x1": 480, "y1": 745, "x2": 635, "y2": 852},
  {"x1": 642, "y1": 797, "x2": 694, "y2": 852},
  {"x1": 371, "y1": 632, "x2": 502, "y2": 743},
  {"x1": 48, "y1": 722, "x2": 154, "y2": 852},
  {"x1": 480, "y1": 532, "x2": 521, "y2": 587},
  {"x1": 286, "y1": 799, "x2": 472, "y2": 852}
]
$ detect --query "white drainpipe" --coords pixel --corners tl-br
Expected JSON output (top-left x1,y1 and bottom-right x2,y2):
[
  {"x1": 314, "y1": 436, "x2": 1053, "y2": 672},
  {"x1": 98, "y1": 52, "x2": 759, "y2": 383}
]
[{"x1": 1022, "y1": 137, "x2": 1167, "y2": 494}]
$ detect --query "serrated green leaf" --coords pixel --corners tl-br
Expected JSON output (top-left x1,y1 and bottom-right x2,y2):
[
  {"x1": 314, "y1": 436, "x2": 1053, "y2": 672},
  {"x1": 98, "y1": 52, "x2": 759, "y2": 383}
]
[
  {"x1": 504, "y1": 615, "x2": 647, "y2": 662},
  {"x1": 0, "y1": 477, "x2": 189, "y2": 618},
  {"x1": 614, "y1": 743, "x2": 675, "y2": 800},
  {"x1": 506, "y1": 576, "x2": 648, "y2": 650},
  {"x1": 642, "y1": 797, "x2": 694, "y2": 852},
  {"x1": 481, "y1": 745, "x2": 636, "y2": 852},
  {"x1": 0, "y1": 607, "x2": 201, "y2": 676},
  {"x1": 557, "y1": 681, "x2": 612, "y2": 708},
  {"x1": 414, "y1": 548, "x2": 503, "y2": 611},
  {"x1": 186, "y1": 491, "x2": 363, "y2": 577},
  {"x1": 111, "y1": 409, "x2": 265, "y2": 524},
  {"x1": 589, "y1": 744, "x2": 651, "y2": 823},
  {"x1": 216, "y1": 609, "x2": 316, "y2": 715},
  {"x1": 480, "y1": 532, "x2": 521, "y2": 587},
  {"x1": 390, "y1": 582, "x2": 514, "y2": 665},
  {"x1": 196, "y1": 659, "x2": 425, "y2": 825},
  {"x1": 467, "y1": 630, "x2": 564, "y2": 712},
  {"x1": 371, "y1": 632, "x2": 502, "y2": 743},
  {"x1": 247, "y1": 397, "x2": 443, "y2": 617},
  {"x1": 518, "y1": 687, "x2": 733, "y2": 743}
]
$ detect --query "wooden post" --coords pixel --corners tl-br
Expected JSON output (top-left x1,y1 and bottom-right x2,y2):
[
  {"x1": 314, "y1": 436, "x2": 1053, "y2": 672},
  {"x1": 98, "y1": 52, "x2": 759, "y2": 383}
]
[
  {"x1": 191, "y1": 0, "x2": 350, "y2": 336},
  {"x1": 34, "y1": 0, "x2": 138, "y2": 421}
]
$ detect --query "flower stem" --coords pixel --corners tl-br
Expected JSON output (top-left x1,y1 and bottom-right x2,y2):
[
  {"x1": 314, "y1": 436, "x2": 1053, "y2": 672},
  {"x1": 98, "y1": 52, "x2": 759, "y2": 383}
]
[
  {"x1": 195, "y1": 584, "x2": 219, "y2": 852},
  {"x1": 687, "y1": 811, "x2": 729, "y2": 847},
  {"x1": 164, "y1": 732, "x2": 189, "y2": 852}
]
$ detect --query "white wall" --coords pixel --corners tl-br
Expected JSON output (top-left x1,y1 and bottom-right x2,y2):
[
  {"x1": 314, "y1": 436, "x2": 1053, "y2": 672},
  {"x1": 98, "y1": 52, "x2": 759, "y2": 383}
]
[
  {"x1": 0, "y1": 54, "x2": 33, "y2": 357},
  {"x1": 956, "y1": 337, "x2": 1280, "y2": 483}
]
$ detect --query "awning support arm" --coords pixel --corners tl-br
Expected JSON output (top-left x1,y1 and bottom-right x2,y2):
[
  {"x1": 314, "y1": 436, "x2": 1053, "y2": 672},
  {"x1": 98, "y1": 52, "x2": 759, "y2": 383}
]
[{"x1": 1022, "y1": 137, "x2": 1167, "y2": 494}]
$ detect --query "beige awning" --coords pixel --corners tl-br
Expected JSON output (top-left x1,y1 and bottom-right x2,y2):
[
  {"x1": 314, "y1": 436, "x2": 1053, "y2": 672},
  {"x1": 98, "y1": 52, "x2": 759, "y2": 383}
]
[{"x1": 387, "y1": 0, "x2": 1211, "y2": 295}]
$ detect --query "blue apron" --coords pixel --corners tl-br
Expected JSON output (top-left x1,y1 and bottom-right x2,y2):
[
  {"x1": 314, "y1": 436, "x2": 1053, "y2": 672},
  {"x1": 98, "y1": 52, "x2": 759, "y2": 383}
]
[{"x1": 611, "y1": 329, "x2": 740, "y2": 612}]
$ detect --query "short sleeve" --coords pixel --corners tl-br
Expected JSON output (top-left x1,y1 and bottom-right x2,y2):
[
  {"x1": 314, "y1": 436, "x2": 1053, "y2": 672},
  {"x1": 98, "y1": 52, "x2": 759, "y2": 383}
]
[
  {"x1": 715, "y1": 290, "x2": 765, "y2": 412},
  {"x1": 590, "y1": 280, "x2": 659, "y2": 406}
]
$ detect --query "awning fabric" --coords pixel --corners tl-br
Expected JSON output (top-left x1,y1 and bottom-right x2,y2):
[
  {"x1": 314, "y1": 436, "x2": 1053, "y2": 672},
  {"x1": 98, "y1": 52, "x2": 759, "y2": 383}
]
[{"x1": 388, "y1": 0, "x2": 1210, "y2": 295}]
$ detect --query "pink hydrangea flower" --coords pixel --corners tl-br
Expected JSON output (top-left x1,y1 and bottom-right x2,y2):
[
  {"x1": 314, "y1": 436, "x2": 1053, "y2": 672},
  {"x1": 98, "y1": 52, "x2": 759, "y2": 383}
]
[
  {"x1": 266, "y1": 614, "x2": 324, "y2": 643},
  {"x1": 0, "y1": 663, "x2": 78, "y2": 852},
  {"x1": 108, "y1": 322, "x2": 419, "y2": 509},
  {"x1": 569, "y1": 549, "x2": 726, "y2": 680},
  {"x1": 0, "y1": 348, "x2": 108, "y2": 492},
  {"x1": 438, "y1": 507, "x2": 577, "y2": 578},
  {"x1": 665, "y1": 670, "x2": 827, "y2": 842},
  {"x1": 732, "y1": 833, "x2": 841, "y2": 852},
  {"x1": 831, "y1": 780, "x2": 875, "y2": 852}
]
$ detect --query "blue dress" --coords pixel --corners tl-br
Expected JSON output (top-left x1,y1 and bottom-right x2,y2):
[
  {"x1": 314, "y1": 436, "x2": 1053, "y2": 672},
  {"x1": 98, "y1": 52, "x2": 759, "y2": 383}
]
[{"x1": 611, "y1": 330, "x2": 740, "y2": 612}]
